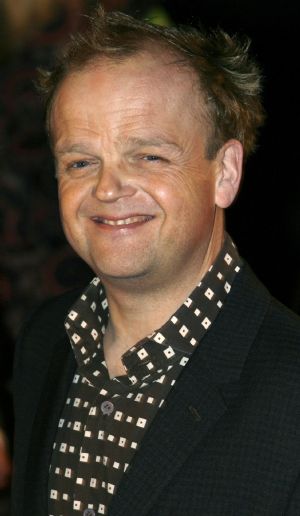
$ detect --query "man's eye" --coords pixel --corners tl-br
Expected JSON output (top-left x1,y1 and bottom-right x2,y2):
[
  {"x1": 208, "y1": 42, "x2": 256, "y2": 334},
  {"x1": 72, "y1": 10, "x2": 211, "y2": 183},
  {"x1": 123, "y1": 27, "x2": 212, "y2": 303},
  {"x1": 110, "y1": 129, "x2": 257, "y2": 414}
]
[
  {"x1": 143, "y1": 155, "x2": 162, "y2": 162},
  {"x1": 56, "y1": 159, "x2": 97, "y2": 178},
  {"x1": 70, "y1": 160, "x2": 90, "y2": 169}
]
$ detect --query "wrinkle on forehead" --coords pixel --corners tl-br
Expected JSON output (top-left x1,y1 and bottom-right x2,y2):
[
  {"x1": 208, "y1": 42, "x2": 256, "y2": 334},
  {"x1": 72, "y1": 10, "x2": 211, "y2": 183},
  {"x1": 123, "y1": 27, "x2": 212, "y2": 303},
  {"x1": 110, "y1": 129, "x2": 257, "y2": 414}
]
[
  {"x1": 50, "y1": 49, "x2": 211, "y2": 154},
  {"x1": 89, "y1": 48, "x2": 209, "y2": 127},
  {"x1": 54, "y1": 48, "x2": 205, "y2": 109}
]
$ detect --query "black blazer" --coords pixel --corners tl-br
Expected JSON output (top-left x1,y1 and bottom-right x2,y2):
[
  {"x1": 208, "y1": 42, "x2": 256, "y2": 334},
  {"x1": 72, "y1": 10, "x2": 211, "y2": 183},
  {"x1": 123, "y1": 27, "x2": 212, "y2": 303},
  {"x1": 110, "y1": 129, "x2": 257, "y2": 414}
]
[{"x1": 12, "y1": 264, "x2": 300, "y2": 515}]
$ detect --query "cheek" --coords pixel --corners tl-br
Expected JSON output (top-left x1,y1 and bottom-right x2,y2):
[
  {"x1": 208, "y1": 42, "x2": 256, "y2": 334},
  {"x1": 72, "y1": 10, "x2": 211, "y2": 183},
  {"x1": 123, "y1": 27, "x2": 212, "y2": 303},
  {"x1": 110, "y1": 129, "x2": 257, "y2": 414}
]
[
  {"x1": 58, "y1": 191, "x2": 87, "y2": 253},
  {"x1": 58, "y1": 192, "x2": 84, "y2": 247},
  {"x1": 58, "y1": 181, "x2": 83, "y2": 218},
  {"x1": 58, "y1": 194, "x2": 72, "y2": 227},
  {"x1": 152, "y1": 173, "x2": 215, "y2": 216},
  {"x1": 187, "y1": 173, "x2": 217, "y2": 215}
]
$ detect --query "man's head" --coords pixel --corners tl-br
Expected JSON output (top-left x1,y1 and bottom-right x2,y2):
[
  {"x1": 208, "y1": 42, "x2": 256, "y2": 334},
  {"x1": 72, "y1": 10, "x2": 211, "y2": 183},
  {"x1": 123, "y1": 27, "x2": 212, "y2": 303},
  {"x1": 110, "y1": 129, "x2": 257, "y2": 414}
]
[{"x1": 39, "y1": 8, "x2": 264, "y2": 291}]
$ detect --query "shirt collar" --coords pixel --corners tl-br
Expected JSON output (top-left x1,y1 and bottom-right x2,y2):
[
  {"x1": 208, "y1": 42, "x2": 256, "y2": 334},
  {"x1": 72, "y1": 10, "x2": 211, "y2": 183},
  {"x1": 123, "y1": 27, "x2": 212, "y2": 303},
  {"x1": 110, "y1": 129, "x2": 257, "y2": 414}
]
[{"x1": 65, "y1": 234, "x2": 242, "y2": 388}]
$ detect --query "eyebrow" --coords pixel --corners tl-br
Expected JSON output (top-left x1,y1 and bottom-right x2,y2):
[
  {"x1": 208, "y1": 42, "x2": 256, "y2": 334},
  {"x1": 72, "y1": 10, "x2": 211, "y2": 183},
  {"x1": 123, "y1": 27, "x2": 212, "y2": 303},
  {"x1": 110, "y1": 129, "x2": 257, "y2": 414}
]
[
  {"x1": 55, "y1": 143, "x2": 96, "y2": 155},
  {"x1": 54, "y1": 137, "x2": 181, "y2": 155},
  {"x1": 124, "y1": 137, "x2": 180, "y2": 149}
]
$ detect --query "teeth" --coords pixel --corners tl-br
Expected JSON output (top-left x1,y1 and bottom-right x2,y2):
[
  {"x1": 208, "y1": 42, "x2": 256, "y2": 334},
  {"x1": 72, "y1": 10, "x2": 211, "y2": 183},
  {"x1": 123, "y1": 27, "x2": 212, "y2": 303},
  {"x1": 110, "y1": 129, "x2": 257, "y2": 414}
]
[{"x1": 99, "y1": 216, "x2": 151, "y2": 226}]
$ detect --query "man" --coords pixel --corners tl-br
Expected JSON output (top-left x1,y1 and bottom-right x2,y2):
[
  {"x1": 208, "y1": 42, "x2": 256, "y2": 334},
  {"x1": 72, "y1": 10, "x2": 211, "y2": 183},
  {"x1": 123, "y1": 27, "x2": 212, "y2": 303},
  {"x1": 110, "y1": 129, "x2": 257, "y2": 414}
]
[{"x1": 12, "y1": 7, "x2": 300, "y2": 516}]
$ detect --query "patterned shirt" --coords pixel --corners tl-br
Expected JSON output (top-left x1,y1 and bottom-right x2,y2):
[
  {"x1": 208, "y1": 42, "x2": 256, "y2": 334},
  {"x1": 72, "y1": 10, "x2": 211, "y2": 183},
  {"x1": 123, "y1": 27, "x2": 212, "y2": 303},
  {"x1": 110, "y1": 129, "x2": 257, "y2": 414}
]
[{"x1": 48, "y1": 235, "x2": 242, "y2": 516}]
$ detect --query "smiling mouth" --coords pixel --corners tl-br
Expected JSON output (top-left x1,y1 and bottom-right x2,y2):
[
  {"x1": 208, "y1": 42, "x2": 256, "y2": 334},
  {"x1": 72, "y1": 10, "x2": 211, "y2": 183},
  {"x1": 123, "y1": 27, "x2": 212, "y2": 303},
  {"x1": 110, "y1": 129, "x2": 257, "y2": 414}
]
[{"x1": 91, "y1": 215, "x2": 154, "y2": 226}]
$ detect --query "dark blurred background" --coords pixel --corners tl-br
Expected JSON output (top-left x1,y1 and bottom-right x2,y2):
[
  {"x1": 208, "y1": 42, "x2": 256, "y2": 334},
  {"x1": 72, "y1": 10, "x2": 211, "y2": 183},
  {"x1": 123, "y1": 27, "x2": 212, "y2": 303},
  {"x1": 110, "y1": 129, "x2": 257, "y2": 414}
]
[{"x1": 0, "y1": 0, "x2": 299, "y2": 513}]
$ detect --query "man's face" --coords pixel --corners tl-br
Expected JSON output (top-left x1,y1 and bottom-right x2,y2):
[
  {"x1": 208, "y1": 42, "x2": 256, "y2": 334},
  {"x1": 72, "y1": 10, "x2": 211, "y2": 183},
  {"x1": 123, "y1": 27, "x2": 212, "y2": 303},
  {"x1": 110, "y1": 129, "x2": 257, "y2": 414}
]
[{"x1": 51, "y1": 53, "x2": 224, "y2": 290}]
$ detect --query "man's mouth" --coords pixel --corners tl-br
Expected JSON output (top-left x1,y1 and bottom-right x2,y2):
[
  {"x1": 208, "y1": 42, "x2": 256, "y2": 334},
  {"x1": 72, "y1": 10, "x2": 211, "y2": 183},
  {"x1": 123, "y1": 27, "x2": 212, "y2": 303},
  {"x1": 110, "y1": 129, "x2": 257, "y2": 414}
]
[{"x1": 91, "y1": 215, "x2": 154, "y2": 226}]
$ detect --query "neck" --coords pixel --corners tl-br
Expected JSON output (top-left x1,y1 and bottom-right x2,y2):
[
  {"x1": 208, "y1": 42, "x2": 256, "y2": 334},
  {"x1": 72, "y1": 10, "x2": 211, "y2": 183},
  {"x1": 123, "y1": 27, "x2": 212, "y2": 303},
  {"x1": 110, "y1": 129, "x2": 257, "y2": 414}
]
[{"x1": 102, "y1": 209, "x2": 225, "y2": 377}]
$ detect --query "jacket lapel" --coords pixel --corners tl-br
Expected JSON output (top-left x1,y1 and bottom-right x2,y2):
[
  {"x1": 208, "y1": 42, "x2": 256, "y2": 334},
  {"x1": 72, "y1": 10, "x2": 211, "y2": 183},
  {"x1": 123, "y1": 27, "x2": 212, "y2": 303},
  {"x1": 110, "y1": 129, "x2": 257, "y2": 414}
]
[
  {"x1": 110, "y1": 264, "x2": 271, "y2": 516},
  {"x1": 110, "y1": 353, "x2": 227, "y2": 516}
]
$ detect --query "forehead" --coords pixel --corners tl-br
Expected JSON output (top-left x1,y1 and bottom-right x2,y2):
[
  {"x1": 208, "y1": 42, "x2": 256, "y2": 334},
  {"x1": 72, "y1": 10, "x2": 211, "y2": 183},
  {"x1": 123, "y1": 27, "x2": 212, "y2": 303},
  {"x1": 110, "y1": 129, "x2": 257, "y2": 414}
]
[
  {"x1": 50, "y1": 52, "x2": 210, "y2": 149},
  {"x1": 52, "y1": 52, "x2": 203, "y2": 117}
]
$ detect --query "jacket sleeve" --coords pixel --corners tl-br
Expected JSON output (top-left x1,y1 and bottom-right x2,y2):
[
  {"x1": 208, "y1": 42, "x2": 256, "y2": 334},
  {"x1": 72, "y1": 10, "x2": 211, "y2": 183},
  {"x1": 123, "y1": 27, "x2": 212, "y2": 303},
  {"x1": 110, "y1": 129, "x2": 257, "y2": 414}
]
[{"x1": 286, "y1": 473, "x2": 300, "y2": 515}]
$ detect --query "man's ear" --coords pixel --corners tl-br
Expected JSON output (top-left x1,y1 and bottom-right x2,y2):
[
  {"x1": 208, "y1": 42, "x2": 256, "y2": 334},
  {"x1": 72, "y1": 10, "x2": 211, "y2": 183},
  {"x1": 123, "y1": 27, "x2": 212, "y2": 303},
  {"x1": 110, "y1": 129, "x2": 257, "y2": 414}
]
[{"x1": 214, "y1": 139, "x2": 243, "y2": 208}]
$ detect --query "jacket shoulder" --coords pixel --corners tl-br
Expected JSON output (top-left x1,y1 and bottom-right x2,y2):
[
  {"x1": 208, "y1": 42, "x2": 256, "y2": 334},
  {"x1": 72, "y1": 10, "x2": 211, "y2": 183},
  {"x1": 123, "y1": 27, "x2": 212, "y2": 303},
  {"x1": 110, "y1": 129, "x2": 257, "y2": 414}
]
[
  {"x1": 19, "y1": 287, "x2": 82, "y2": 343},
  {"x1": 13, "y1": 288, "x2": 82, "y2": 398}
]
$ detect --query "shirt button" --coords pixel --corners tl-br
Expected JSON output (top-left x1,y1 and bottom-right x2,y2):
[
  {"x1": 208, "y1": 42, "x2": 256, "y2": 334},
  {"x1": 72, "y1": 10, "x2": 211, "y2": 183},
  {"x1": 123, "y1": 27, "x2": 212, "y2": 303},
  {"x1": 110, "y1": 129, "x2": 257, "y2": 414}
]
[
  {"x1": 83, "y1": 509, "x2": 95, "y2": 516},
  {"x1": 101, "y1": 400, "x2": 114, "y2": 415}
]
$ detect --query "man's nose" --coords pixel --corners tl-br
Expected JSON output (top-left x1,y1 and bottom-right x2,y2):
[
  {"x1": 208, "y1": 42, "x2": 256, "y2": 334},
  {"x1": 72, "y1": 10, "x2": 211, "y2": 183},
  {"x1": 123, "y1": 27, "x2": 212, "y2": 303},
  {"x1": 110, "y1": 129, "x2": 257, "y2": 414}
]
[{"x1": 92, "y1": 163, "x2": 137, "y2": 202}]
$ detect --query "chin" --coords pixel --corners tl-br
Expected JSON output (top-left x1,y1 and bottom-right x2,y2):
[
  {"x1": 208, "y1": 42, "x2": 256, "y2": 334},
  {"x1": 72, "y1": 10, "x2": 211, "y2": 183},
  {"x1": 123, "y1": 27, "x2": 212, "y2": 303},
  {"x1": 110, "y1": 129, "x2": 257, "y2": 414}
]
[
  {"x1": 91, "y1": 263, "x2": 150, "y2": 282},
  {"x1": 86, "y1": 250, "x2": 154, "y2": 280}
]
